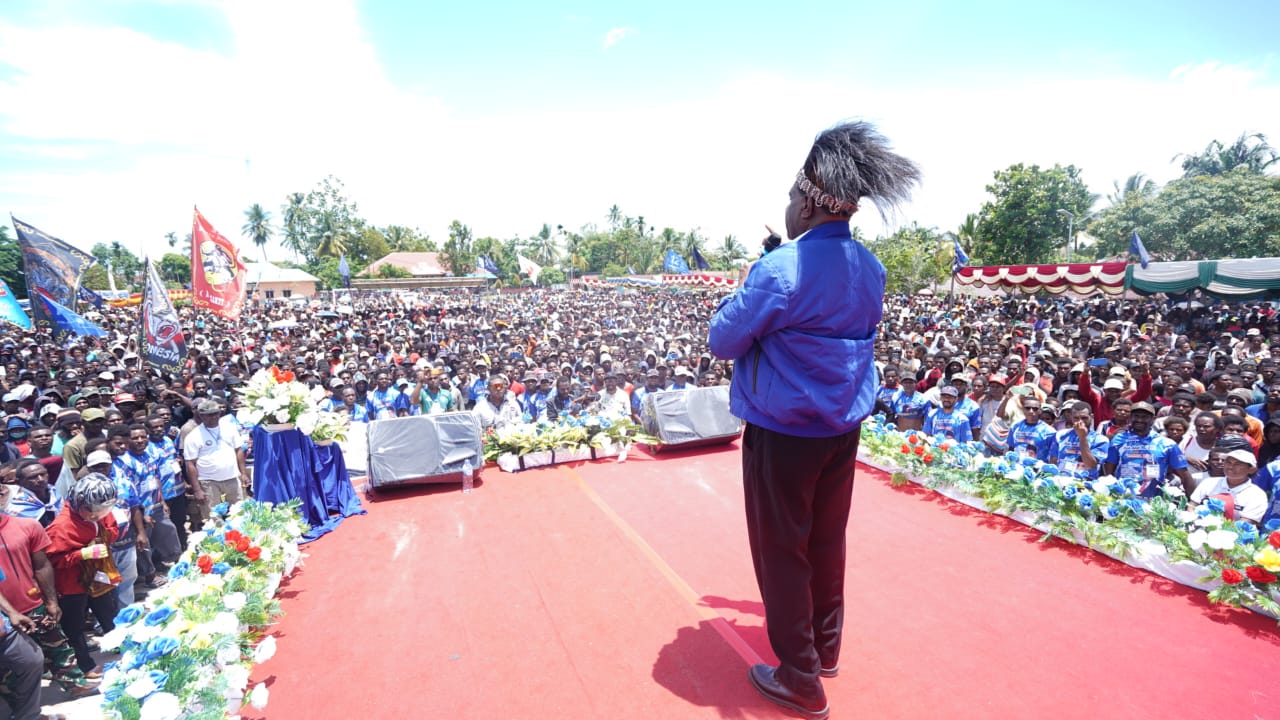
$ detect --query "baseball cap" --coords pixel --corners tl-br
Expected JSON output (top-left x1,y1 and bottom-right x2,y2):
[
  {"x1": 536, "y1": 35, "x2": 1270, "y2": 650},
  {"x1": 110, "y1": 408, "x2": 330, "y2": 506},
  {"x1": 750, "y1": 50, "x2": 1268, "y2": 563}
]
[
  {"x1": 113, "y1": 393, "x2": 137, "y2": 404},
  {"x1": 98, "y1": 371, "x2": 115, "y2": 381},
  {"x1": 1130, "y1": 402, "x2": 1157, "y2": 415},
  {"x1": 1103, "y1": 378, "x2": 1125, "y2": 391},
  {"x1": 86, "y1": 450, "x2": 113, "y2": 467},
  {"x1": 1224, "y1": 449, "x2": 1258, "y2": 467},
  {"x1": 329, "y1": 378, "x2": 345, "y2": 388},
  {"x1": 940, "y1": 386, "x2": 959, "y2": 396},
  {"x1": 81, "y1": 408, "x2": 106, "y2": 422}
]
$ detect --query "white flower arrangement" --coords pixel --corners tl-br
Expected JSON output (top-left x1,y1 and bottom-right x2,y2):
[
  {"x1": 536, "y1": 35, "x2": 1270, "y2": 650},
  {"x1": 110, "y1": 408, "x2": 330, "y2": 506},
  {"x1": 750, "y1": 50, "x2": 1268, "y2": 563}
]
[{"x1": 235, "y1": 366, "x2": 328, "y2": 430}]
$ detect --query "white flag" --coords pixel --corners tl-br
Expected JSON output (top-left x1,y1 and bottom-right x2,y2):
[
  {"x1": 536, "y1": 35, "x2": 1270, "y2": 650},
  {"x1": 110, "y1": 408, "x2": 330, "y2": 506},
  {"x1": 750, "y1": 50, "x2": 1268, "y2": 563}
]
[{"x1": 517, "y1": 254, "x2": 542, "y2": 283}]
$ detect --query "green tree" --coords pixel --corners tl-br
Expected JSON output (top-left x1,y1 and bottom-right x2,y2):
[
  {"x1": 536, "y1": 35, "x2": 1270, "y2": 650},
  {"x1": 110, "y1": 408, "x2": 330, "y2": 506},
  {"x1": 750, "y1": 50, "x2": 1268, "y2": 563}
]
[
  {"x1": 377, "y1": 263, "x2": 414, "y2": 279},
  {"x1": 439, "y1": 220, "x2": 474, "y2": 276},
  {"x1": 971, "y1": 163, "x2": 1095, "y2": 264},
  {"x1": 539, "y1": 267, "x2": 566, "y2": 285},
  {"x1": 158, "y1": 253, "x2": 191, "y2": 286},
  {"x1": 1087, "y1": 174, "x2": 1160, "y2": 259},
  {"x1": 1142, "y1": 169, "x2": 1280, "y2": 260},
  {"x1": 866, "y1": 223, "x2": 950, "y2": 294},
  {"x1": 90, "y1": 242, "x2": 142, "y2": 289},
  {"x1": 0, "y1": 226, "x2": 25, "y2": 298},
  {"x1": 280, "y1": 192, "x2": 307, "y2": 260},
  {"x1": 1175, "y1": 132, "x2": 1279, "y2": 178},
  {"x1": 242, "y1": 203, "x2": 274, "y2": 262},
  {"x1": 713, "y1": 234, "x2": 747, "y2": 270}
]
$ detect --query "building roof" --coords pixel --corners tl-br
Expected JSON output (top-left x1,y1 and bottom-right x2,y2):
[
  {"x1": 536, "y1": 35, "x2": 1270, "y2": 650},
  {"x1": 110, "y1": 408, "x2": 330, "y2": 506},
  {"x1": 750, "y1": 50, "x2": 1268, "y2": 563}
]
[
  {"x1": 361, "y1": 252, "x2": 447, "y2": 277},
  {"x1": 243, "y1": 262, "x2": 320, "y2": 284}
]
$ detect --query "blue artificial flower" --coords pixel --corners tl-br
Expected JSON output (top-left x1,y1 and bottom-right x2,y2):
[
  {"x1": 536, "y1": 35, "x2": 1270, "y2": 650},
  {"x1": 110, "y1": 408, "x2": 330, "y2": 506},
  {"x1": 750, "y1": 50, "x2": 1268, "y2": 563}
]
[
  {"x1": 1266, "y1": 519, "x2": 1280, "y2": 532},
  {"x1": 1108, "y1": 482, "x2": 1127, "y2": 497},
  {"x1": 103, "y1": 661, "x2": 117, "y2": 672},
  {"x1": 1123, "y1": 479, "x2": 1140, "y2": 493},
  {"x1": 886, "y1": 422, "x2": 897, "y2": 431},
  {"x1": 1235, "y1": 521, "x2": 1259, "y2": 545},
  {"x1": 1205, "y1": 497, "x2": 1226, "y2": 514},
  {"x1": 144, "y1": 606, "x2": 175, "y2": 627},
  {"x1": 168, "y1": 561, "x2": 190, "y2": 579},
  {"x1": 1040, "y1": 464, "x2": 1059, "y2": 475},
  {"x1": 1062, "y1": 485, "x2": 1078, "y2": 499},
  {"x1": 146, "y1": 636, "x2": 180, "y2": 658},
  {"x1": 121, "y1": 651, "x2": 144, "y2": 671},
  {"x1": 1034, "y1": 478, "x2": 1053, "y2": 491},
  {"x1": 103, "y1": 686, "x2": 123, "y2": 703},
  {"x1": 1019, "y1": 455, "x2": 1039, "y2": 467},
  {"x1": 211, "y1": 562, "x2": 231, "y2": 575},
  {"x1": 1125, "y1": 499, "x2": 1149, "y2": 515},
  {"x1": 1076, "y1": 493, "x2": 1095, "y2": 511},
  {"x1": 1195, "y1": 505, "x2": 1212, "y2": 518},
  {"x1": 1004, "y1": 451, "x2": 1018, "y2": 462},
  {"x1": 1022, "y1": 468, "x2": 1037, "y2": 484},
  {"x1": 996, "y1": 462, "x2": 1011, "y2": 474},
  {"x1": 213, "y1": 502, "x2": 231, "y2": 517},
  {"x1": 116, "y1": 604, "x2": 145, "y2": 626},
  {"x1": 1101, "y1": 504, "x2": 1121, "y2": 520},
  {"x1": 147, "y1": 670, "x2": 171, "y2": 690},
  {"x1": 522, "y1": 412, "x2": 532, "y2": 423},
  {"x1": 600, "y1": 418, "x2": 613, "y2": 429}
]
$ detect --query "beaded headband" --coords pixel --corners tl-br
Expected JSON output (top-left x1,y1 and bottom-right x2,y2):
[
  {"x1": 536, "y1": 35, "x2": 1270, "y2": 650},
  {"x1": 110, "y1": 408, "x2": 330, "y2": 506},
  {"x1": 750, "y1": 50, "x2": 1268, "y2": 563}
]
[{"x1": 796, "y1": 170, "x2": 858, "y2": 215}]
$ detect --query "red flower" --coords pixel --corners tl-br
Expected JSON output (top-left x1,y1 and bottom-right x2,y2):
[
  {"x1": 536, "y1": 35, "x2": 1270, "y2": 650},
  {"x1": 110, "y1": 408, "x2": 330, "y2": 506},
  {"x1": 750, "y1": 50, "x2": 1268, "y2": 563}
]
[
  {"x1": 282, "y1": 370, "x2": 296, "y2": 383},
  {"x1": 235, "y1": 537, "x2": 251, "y2": 553},
  {"x1": 922, "y1": 454, "x2": 934, "y2": 463},
  {"x1": 1246, "y1": 566, "x2": 1278, "y2": 584},
  {"x1": 914, "y1": 445, "x2": 925, "y2": 456},
  {"x1": 224, "y1": 530, "x2": 242, "y2": 544},
  {"x1": 196, "y1": 555, "x2": 213, "y2": 574},
  {"x1": 1269, "y1": 531, "x2": 1280, "y2": 549},
  {"x1": 245, "y1": 546, "x2": 262, "y2": 561},
  {"x1": 907, "y1": 435, "x2": 918, "y2": 445},
  {"x1": 1222, "y1": 568, "x2": 1245, "y2": 585},
  {"x1": 900, "y1": 444, "x2": 911, "y2": 454},
  {"x1": 938, "y1": 442, "x2": 951, "y2": 452},
  {"x1": 270, "y1": 366, "x2": 285, "y2": 383}
]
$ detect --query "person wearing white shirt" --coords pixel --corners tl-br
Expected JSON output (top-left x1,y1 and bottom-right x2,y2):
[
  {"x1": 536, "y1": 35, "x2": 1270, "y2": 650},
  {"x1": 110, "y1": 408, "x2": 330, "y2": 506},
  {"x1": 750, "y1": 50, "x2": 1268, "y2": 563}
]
[
  {"x1": 473, "y1": 375, "x2": 524, "y2": 431},
  {"x1": 594, "y1": 374, "x2": 631, "y2": 419},
  {"x1": 181, "y1": 399, "x2": 247, "y2": 517},
  {"x1": 1190, "y1": 448, "x2": 1268, "y2": 523}
]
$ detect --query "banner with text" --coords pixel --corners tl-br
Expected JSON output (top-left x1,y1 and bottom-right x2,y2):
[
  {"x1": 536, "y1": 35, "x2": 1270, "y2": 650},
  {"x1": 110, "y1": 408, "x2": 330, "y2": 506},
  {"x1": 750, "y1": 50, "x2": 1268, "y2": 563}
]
[
  {"x1": 141, "y1": 258, "x2": 187, "y2": 376},
  {"x1": 191, "y1": 207, "x2": 246, "y2": 319}
]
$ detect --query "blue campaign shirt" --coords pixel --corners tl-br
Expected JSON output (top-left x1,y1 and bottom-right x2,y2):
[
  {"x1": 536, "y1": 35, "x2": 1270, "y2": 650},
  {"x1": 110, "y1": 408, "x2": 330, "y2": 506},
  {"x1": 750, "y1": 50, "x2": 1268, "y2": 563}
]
[
  {"x1": 117, "y1": 449, "x2": 163, "y2": 515},
  {"x1": 6, "y1": 484, "x2": 60, "y2": 523},
  {"x1": 468, "y1": 378, "x2": 489, "y2": 405},
  {"x1": 1009, "y1": 420, "x2": 1056, "y2": 462},
  {"x1": 365, "y1": 387, "x2": 408, "y2": 420},
  {"x1": 1105, "y1": 430, "x2": 1188, "y2": 498},
  {"x1": 876, "y1": 384, "x2": 899, "y2": 408},
  {"x1": 1053, "y1": 428, "x2": 1111, "y2": 479},
  {"x1": 107, "y1": 462, "x2": 143, "y2": 543},
  {"x1": 632, "y1": 386, "x2": 661, "y2": 416},
  {"x1": 1252, "y1": 458, "x2": 1280, "y2": 496},
  {"x1": 146, "y1": 436, "x2": 186, "y2": 500},
  {"x1": 956, "y1": 397, "x2": 983, "y2": 434},
  {"x1": 890, "y1": 389, "x2": 931, "y2": 421},
  {"x1": 924, "y1": 407, "x2": 973, "y2": 442}
]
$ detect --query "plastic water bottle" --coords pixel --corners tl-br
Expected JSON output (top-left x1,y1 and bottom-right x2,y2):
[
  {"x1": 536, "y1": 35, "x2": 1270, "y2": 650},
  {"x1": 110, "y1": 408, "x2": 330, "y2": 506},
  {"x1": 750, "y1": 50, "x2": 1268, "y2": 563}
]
[{"x1": 461, "y1": 459, "x2": 474, "y2": 494}]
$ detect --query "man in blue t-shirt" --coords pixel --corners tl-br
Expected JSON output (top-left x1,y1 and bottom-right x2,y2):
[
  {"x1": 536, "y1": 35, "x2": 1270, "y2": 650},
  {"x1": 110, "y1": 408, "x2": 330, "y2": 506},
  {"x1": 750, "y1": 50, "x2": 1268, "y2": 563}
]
[
  {"x1": 1008, "y1": 395, "x2": 1056, "y2": 462},
  {"x1": 1103, "y1": 402, "x2": 1193, "y2": 498},
  {"x1": 1053, "y1": 402, "x2": 1111, "y2": 479},
  {"x1": 889, "y1": 374, "x2": 929, "y2": 431},
  {"x1": 923, "y1": 386, "x2": 973, "y2": 442}
]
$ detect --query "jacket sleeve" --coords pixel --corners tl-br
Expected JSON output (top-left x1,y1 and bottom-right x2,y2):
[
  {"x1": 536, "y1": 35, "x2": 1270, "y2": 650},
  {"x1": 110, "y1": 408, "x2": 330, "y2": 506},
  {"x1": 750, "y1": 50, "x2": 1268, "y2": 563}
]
[
  {"x1": 709, "y1": 262, "x2": 790, "y2": 361},
  {"x1": 1077, "y1": 367, "x2": 1102, "y2": 416},
  {"x1": 1131, "y1": 373, "x2": 1153, "y2": 403}
]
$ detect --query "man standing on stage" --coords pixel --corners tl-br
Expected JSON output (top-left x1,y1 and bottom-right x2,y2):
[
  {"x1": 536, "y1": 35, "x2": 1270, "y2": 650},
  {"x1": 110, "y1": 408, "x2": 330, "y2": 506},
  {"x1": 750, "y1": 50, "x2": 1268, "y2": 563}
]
[{"x1": 710, "y1": 121, "x2": 920, "y2": 720}]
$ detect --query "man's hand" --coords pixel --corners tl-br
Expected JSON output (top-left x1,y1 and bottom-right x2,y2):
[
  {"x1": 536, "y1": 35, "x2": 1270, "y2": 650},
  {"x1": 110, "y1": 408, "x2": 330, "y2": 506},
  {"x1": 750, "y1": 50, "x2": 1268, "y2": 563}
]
[
  {"x1": 80, "y1": 544, "x2": 110, "y2": 561},
  {"x1": 6, "y1": 611, "x2": 35, "y2": 634},
  {"x1": 44, "y1": 602, "x2": 61, "y2": 624},
  {"x1": 136, "y1": 532, "x2": 150, "y2": 551},
  {"x1": 1186, "y1": 457, "x2": 1209, "y2": 472},
  {"x1": 1074, "y1": 418, "x2": 1089, "y2": 439}
]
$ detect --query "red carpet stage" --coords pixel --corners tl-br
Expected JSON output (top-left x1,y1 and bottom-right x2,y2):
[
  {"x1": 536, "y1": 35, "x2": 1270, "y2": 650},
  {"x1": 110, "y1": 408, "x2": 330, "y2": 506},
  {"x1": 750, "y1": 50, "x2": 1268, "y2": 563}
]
[{"x1": 241, "y1": 443, "x2": 1280, "y2": 719}]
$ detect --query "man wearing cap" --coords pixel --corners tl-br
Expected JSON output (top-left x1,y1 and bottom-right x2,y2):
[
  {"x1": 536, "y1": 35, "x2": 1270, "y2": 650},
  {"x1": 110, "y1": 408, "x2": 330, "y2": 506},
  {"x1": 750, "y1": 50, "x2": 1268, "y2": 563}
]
[
  {"x1": 1103, "y1": 401, "x2": 1194, "y2": 498},
  {"x1": 182, "y1": 399, "x2": 245, "y2": 520},
  {"x1": 631, "y1": 369, "x2": 663, "y2": 426},
  {"x1": 888, "y1": 371, "x2": 928, "y2": 432},
  {"x1": 669, "y1": 366, "x2": 694, "y2": 391},
  {"x1": 709, "y1": 121, "x2": 920, "y2": 720},
  {"x1": 1078, "y1": 359, "x2": 1152, "y2": 425},
  {"x1": 924, "y1": 386, "x2": 972, "y2": 442},
  {"x1": 1006, "y1": 393, "x2": 1056, "y2": 462},
  {"x1": 62, "y1": 407, "x2": 107, "y2": 475},
  {"x1": 593, "y1": 373, "x2": 630, "y2": 419},
  {"x1": 409, "y1": 368, "x2": 455, "y2": 416},
  {"x1": 365, "y1": 370, "x2": 408, "y2": 421},
  {"x1": 1189, "y1": 448, "x2": 1267, "y2": 523}
]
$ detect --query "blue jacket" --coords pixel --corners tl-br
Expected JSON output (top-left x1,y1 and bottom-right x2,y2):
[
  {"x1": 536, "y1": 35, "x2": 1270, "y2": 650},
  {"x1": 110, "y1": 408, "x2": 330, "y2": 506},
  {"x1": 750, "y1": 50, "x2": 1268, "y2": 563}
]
[{"x1": 709, "y1": 221, "x2": 884, "y2": 438}]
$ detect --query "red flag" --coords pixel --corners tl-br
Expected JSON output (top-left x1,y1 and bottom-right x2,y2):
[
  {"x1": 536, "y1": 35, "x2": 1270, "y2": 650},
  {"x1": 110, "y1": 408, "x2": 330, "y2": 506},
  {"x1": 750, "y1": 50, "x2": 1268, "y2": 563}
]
[{"x1": 191, "y1": 207, "x2": 247, "y2": 319}]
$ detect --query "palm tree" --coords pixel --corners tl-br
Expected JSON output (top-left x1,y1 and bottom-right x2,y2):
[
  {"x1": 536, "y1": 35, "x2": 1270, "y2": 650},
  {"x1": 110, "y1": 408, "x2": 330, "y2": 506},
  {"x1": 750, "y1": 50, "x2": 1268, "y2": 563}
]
[
  {"x1": 281, "y1": 192, "x2": 307, "y2": 260},
  {"x1": 314, "y1": 211, "x2": 347, "y2": 259},
  {"x1": 165, "y1": 231, "x2": 178, "y2": 249},
  {"x1": 1175, "y1": 132, "x2": 1279, "y2": 178},
  {"x1": 1107, "y1": 173, "x2": 1157, "y2": 206},
  {"x1": 607, "y1": 205, "x2": 622, "y2": 230},
  {"x1": 384, "y1": 225, "x2": 412, "y2": 250},
  {"x1": 715, "y1": 234, "x2": 747, "y2": 269},
  {"x1": 242, "y1": 203, "x2": 274, "y2": 262}
]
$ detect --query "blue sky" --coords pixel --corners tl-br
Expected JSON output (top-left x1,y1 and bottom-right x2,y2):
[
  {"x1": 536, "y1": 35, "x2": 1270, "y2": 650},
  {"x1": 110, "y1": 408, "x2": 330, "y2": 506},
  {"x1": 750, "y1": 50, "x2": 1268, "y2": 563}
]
[{"x1": 1, "y1": 0, "x2": 1278, "y2": 262}]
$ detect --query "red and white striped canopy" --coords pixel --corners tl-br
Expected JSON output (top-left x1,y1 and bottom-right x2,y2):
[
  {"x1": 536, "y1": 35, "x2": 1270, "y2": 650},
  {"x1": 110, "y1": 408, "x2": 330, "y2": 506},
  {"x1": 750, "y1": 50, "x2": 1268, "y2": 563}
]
[{"x1": 954, "y1": 262, "x2": 1127, "y2": 295}]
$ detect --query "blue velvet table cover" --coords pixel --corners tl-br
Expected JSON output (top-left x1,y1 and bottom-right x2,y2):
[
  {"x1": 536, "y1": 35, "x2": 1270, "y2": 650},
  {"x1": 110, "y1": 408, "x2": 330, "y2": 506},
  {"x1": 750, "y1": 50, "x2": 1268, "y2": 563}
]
[{"x1": 251, "y1": 426, "x2": 365, "y2": 543}]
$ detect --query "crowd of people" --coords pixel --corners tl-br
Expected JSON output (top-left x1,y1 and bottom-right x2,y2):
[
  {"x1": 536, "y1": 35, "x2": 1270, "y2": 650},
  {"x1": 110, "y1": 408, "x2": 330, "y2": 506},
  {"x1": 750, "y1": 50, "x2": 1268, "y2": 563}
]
[
  {"x1": 1, "y1": 279, "x2": 1280, "y2": 716},
  {"x1": 873, "y1": 292, "x2": 1280, "y2": 527}
]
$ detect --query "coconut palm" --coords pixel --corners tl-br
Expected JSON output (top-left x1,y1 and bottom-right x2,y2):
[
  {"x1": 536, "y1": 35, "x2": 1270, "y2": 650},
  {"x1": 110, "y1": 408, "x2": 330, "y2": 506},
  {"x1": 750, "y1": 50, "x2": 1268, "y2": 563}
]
[
  {"x1": 1107, "y1": 173, "x2": 1157, "y2": 206},
  {"x1": 1175, "y1": 132, "x2": 1279, "y2": 178},
  {"x1": 715, "y1": 234, "x2": 747, "y2": 269},
  {"x1": 280, "y1": 192, "x2": 307, "y2": 260},
  {"x1": 242, "y1": 203, "x2": 274, "y2": 262},
  {"x1": 314, "y1": 211, "x2": 348, "y2": 258},
  {"x1": 607, "y1": 205, "x2": 622, "y2": 230}
]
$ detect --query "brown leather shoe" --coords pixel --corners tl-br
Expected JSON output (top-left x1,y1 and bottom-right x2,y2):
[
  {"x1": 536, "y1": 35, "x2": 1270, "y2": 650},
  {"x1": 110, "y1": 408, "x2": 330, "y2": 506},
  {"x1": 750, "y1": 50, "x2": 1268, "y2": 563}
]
[
  {"x1": 84, "y1": 667, "x2": 104, "y2": 680},
  {"x1": 748, "y1": 664, "x2": 829, "y2": 720},
  {"x1": 66, "y1": 683, "x2": 99, "y2": 700}
]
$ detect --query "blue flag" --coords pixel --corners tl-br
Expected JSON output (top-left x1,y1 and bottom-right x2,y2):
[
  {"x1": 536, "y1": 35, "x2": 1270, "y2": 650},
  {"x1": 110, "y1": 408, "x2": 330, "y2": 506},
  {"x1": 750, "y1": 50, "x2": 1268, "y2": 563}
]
[
  {"x1": 11, "y1": 216, "x2": 95, "y2": 331},
  {"x1": 338, "y1": 254, "x2": 351, "y2": 288},
  {"x1": 78, "y1": 286, "x2": 105, "y2": 309},
  {"x1": 691, "y1": 246, "x2": 710, "y2": 270},
  {"x1": 663, "y1": 249, "x2": 690, "y2": 274},
  {"x1": 33, "y1": 290, "x2": 104, "y2": 339},
  {"x1": 951, "y1": 236, "x2": 970, "y2": 274},
  {"x1": 0, "y1": 279, "x2": 32, "y2": 330},
  {"x1": 479, "y1": 255, "x2": 500, "y2": 275},
  {"x1": 1130, "y1": 231, "x2": 1151, "y2": 269}
]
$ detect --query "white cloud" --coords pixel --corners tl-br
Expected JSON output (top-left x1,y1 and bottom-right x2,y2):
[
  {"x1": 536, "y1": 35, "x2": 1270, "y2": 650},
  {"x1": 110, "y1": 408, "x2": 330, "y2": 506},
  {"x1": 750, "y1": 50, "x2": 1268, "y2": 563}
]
[
  {"x1": 603, "y1": 26, "x2": 632, "y2": 49},
  {"x1": 0, "y1": 2, "x2": 1277, "y2": 268}
]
